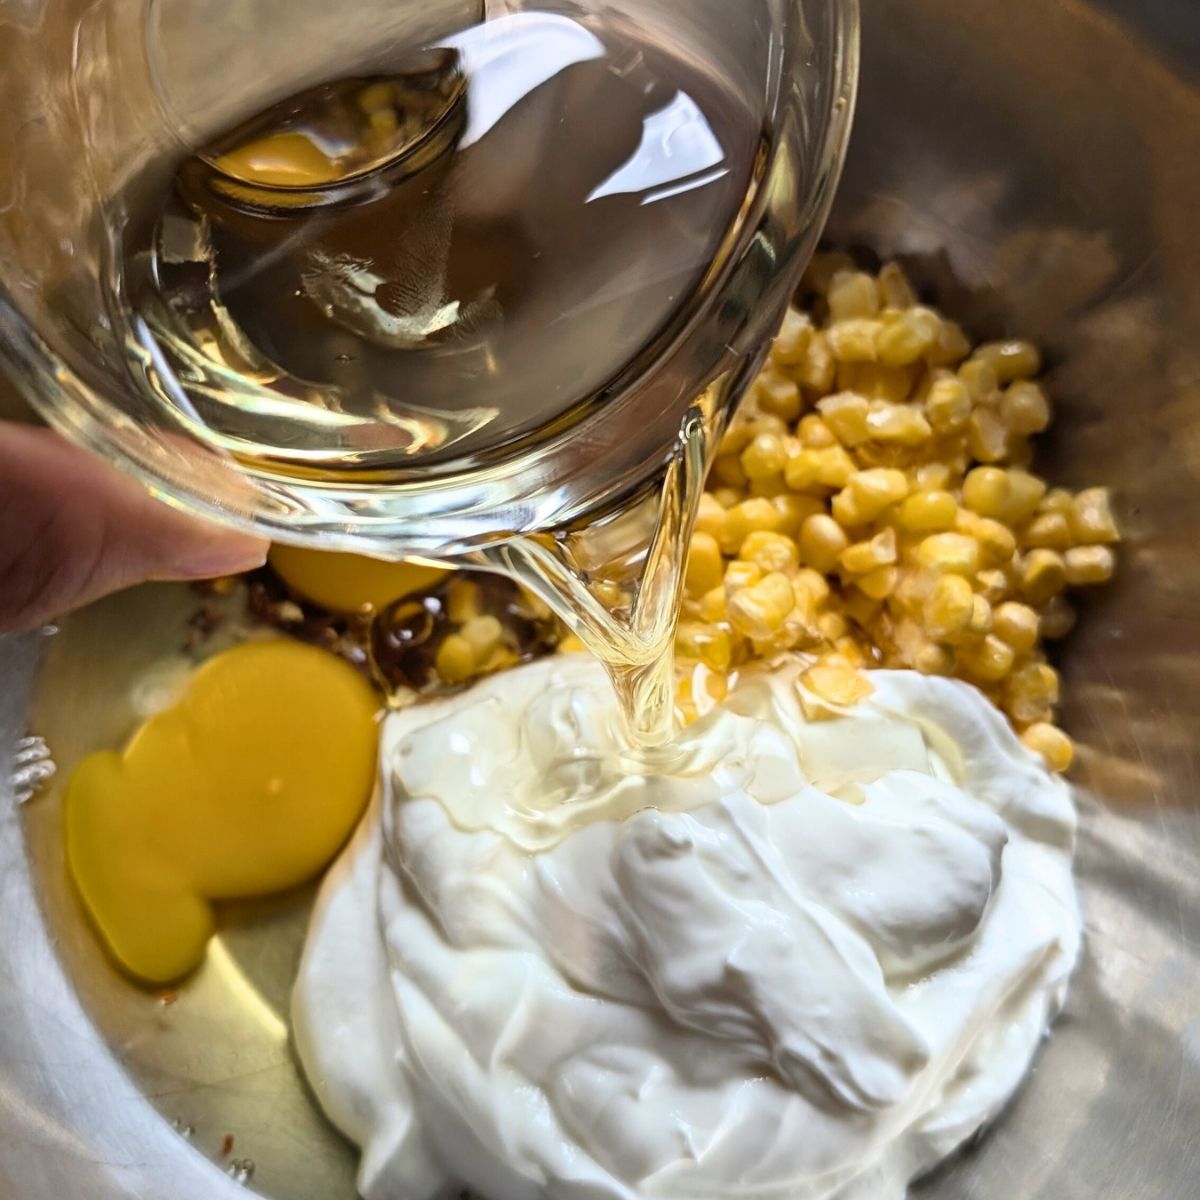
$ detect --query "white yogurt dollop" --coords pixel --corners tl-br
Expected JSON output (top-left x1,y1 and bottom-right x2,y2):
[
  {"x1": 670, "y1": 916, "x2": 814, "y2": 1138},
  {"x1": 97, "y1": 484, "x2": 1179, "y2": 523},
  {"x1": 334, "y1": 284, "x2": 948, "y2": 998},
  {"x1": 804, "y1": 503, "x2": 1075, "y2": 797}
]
[{"x1": 294, "y1": 656, "x2": 1080, "y2": 1200}]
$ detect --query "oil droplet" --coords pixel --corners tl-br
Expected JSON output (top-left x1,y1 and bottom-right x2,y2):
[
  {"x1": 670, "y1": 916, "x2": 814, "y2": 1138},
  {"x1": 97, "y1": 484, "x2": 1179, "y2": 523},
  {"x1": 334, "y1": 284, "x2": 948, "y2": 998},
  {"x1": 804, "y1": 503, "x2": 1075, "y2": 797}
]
[
  {"x1": 268, "y1": 545, "x2": 449, "y2": 614},
  {"x1": 11, "y1": 735, "x2": 55, "y2": 805},
  {"x1": 171, "y1": 1118, "x2": 195, "y2": 1140},
  {"x1": 227, "y1": 1158, "x2": 256, "y2": 1185},
  {"x1": 65, "y1": 641, "x2": 379, "y2": 985}
]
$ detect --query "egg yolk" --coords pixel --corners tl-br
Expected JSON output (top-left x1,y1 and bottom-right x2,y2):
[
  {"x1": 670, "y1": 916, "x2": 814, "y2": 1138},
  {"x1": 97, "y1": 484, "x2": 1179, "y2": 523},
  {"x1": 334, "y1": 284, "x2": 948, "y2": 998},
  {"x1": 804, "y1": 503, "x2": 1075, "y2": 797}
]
[
  {"x1": 213, "y1": 132, "x2": 342, "y2": 188},
  {"x1": 65, "y1": 640, "x2": 379, "y2": 986},
  {"x1": 268, "y1": 545, "x2": 449, "y2": 614}
]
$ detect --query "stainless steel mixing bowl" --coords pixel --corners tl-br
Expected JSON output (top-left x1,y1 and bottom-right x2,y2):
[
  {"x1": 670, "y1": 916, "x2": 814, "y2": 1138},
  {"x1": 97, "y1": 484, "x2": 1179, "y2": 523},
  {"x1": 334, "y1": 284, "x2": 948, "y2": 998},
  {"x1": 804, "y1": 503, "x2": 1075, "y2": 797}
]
[{"x1": 2, "y1": 1, "x2": 1198, "y2": 1197}]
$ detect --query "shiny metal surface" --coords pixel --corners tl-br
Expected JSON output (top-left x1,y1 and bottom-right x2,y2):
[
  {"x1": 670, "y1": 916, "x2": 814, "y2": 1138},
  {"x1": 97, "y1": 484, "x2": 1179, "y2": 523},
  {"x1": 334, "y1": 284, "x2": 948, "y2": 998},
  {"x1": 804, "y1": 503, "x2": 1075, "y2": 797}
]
[{"x1": 2, "y1": 0, "x2": 1199, "y2": 1197}]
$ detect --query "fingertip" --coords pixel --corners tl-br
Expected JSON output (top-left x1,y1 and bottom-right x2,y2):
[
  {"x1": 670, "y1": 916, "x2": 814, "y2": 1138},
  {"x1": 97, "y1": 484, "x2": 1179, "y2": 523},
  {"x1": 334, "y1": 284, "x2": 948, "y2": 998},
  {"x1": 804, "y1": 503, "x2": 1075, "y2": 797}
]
[{"x1": 158, "y1": 533, "x2": 271, "y2": 582}]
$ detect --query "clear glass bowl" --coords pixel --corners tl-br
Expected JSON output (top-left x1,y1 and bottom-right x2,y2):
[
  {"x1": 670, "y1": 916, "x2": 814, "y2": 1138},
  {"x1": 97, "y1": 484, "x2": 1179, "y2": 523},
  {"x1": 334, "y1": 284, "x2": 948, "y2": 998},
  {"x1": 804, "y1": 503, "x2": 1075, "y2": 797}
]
[{"x1": 0, "y1": 0, "x2": 859, "y2": 557}]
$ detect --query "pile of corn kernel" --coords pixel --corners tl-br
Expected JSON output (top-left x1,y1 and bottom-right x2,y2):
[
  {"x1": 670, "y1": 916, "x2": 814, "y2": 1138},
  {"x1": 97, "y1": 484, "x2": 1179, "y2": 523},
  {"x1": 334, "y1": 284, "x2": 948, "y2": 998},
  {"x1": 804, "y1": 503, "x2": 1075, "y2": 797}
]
[{"x1": 674, "y1": 254, "x2": 1119, "y2": 772}]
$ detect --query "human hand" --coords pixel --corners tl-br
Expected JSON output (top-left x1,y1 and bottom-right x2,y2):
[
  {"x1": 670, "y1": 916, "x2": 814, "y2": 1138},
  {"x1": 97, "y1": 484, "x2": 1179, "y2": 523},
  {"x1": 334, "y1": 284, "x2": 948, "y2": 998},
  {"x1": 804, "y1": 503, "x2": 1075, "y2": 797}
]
[{"x1": 0, "y1": 423, "x2": 268, "y2": 633}]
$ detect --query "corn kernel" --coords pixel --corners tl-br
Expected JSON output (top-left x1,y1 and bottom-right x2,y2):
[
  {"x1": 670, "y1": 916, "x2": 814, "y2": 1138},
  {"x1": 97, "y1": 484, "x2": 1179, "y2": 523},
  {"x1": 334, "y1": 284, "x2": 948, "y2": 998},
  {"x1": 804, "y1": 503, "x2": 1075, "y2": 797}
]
[
  {"x1": 876, "y1": 306, "x2": 942, "y2": 366},
  {"x1": 817, "y1": 611, "x2": 849, "y2": 642},
  {"x1": 961, "y1": 634, "x2": 1016, "y2": 682},
  {"x1": 898, "y1": 489, "x2": 958, "y2": 532},
  {"x1": 961, "y1": 466, "x2": 1007, "y2": 517},
  {"x1": 695, "y1": 495, "x2": 727, "y2": 542},
  {"x1": 1021, "y1": 723, "x2": 1074, "y2": 773},
  {"x1": 1038, "y1": 487, "x2": 1075, "y2": 517},
  {"x1": 699, "y1": 586, "x2": 728, "y2": 623},
  {"x1": 841, "y1": 528, "x2": 898, "y2": 575},
  {"x1": 1008, "y1": 661, "x2": 1060, "y2": 724},
  {"x1": 887, "y1": 614, "x2": 930, "y2": 664},
  {"x1": 830, "y1": 489, "x2": 863, "y2": 527},
  {"x1": 927, "y1": 319, "x2": 972, "y2": 367},
  {"x1": 741, "y1": 432, "x2": 789, "y2": 481},
  {"x1": 959, "y1": 513, "x2": 1017, "y2": 566},
  {"x1": 772, "y1": 493, "x2": 824, "y2": 535},
  {"x1": 713, "y1": 486, "x2": 745, "y2": 510},
  {"x1": 1065, "y1": 545, "x2": 1116, "y2": 586},
  {"x1": 846, "y1": 468, "x2": 910, "y2": 519},
  {"x1": 891, "y1": 571, "x2": 930, "y2": 616},
  {"x1": 1000, "y1": 381, "x2": 1051, "y2": 435},
  {"x1": 878, "y1": 262, "x2": 918, "y2": 309},
  {"x1": 771, "y1": 309, "x2": 814, "y2": 367},
  {"x1": 817, "y1": 392, "x2": 872, "y2": 446},
  {"x1": 967, "y1": 406, "x2": 1010, "y2": 463},
  {"x1": 436, "y1": 634, "x2": 477, "y2": 684},
  {"x1": 1021, "y1": 549, "x2": 1068, "y2": 604},
  {"x1": 828, "y1": 318, "x2": 883, "y2": 364},
  {"x1": 924, "y1": 375, "x2": 972, "y2": 434},
  {"x1": 675, "y1": 665, "x2": 731, "y2": 724},
  {"x1": 676, "y1": 622, "x2": 733, "y2": 671},
  {"x1": 968, "y1": 594, "x2": 994, "y2": 636},
  {"x1": 800, "y1": 662, "x2": 875, "y2": 708},
  {"x1": 833, "y1": 638, "x2": 869, "y2": 667},
  {"x1": 993, "y1": 602, "x2": 1040, "y2": 653},
  {"x1": 799, "y1": 514, "x2": 850, "y2": 573},
  {"x1": 749, "y1": 476, "x2": 787, "y2": 500},
  {"x1": 1004, "y1": 469, "x2": 1052, "y2": 522},
  {"x1": 591, "y1": 580, "x2": 625, "y2": 611},
  {"x1": 724, "y1": 560, "x2": 763, "y2": 593},
  {"x1": 797, "y1": 414, "x2": 837, "y2": 448},
  {"x1": 865, "y1": 402, "x2": 933, "y2": 445},
  {"x1": 740, "y1": 530, "x2": 800, "y2": 574},
  {"x1": 685, "y1": 532, "x2": 724, "y2": 596},
  {"x1": 973, "y1": 340, "x2": 1042, "y2": 384},
  {"x1": 461, "y1": 614, "x2": 503, "y2": 658},
  {"x1": 857, "y1": 565, "x2": 899, "y2": 601},
  {"x1": 793, "y1": 567, "x2": 831, "y2": 607},
  {"x1": 840, "y1": 362, "x2": 920, "y2": 405},
  {"x1": 756, "y1": 373, "x2": 803, "y2": 421},
  {"x1": 804, "y1": 250, "x2": 857, "y2": 294},
  {"x1": 719, "y1": 423, "x2": 753, "y2": 458},
  {"x1": 1020, "y1": 512, "x2": 1073, "y2": 550},
  {"x1": 1069, "y1": 488, "x2": 1120, "y2": 544},
  {"x1": 924, "y1": 574, "x2": 974, "y2": 640},
  {"x1": 814, "y1": 447, "x2": 860, "y2": 491},
  {"x1": 976, "y1": 568, "x2": 1010, "y2": 604},
  {"x1": 914, "y1": 462, "x2": 954, "y2": 492},
  {"x1": 843, "y1": 589, "x2": 882, "y2": 629},
  {"x1": 1040, "y1": 595, "x2": 1076, "y2": 639},
  {"x1": 798, "y1": 332, "x2": 836, "y2": 392},
  {"x1": 773, "y1": 610, "x2": 822, "y2": 654},
  {"x1": 915, "y1": 642, "x2": 955, "y2": 676},
  {"x1": 918, "y1": 532, "x2": 981, "y2": 576},
  {"x1": 827, "y1": 270, "x2": 881, "y2": 321},
  {"x1": 446, "y1": 579, "x2": 482, "y2": 624},
  {"x1": 959, "y1": 358, "x2": 1001, "y2": 403},
  {"x1": 962, "y1": 467, "x2": 1046, "y2": 524},
  {"x1": 713, "y1": 454, "x2": 748, "y2": 488},
  {"x1": 815, "y1": 446, "x2": 858, "y2": 490},
  {"x1": 728, "y1": 573, "x2": 796, "y2": 639},
  {"x1": 721, "y1": 498, "x2": 783, "y2": 554}
]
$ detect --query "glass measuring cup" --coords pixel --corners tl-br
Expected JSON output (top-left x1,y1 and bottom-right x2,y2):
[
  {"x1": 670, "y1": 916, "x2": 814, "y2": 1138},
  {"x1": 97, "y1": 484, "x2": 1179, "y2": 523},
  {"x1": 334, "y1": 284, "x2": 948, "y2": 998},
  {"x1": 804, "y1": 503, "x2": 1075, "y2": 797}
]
[{"x1": 0, "y1": 0, "x2": 858, "y2": 560}]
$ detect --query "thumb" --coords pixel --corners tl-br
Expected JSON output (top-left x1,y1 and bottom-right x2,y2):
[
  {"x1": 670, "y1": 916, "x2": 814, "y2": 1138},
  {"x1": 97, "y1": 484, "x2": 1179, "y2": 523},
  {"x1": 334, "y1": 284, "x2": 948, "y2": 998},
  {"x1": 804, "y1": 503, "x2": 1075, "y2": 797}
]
[{"x1": 0, "y1": 425, "x2": 268, "y2": 633}]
